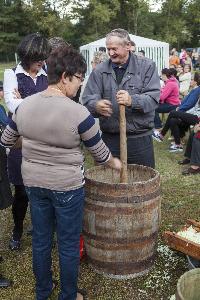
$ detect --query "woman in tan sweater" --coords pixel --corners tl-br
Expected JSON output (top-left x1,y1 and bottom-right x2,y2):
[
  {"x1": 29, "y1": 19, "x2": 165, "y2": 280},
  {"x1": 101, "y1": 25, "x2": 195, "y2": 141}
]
[{"x1": 1, "y1": 46, "x2": 121, "y2": 300}]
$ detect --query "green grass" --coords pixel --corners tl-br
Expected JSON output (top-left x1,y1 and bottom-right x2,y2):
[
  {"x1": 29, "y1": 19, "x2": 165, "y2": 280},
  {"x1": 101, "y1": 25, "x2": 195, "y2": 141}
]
[{"x1": 0, "y1": 136, "x2": 199, "y2": 300}]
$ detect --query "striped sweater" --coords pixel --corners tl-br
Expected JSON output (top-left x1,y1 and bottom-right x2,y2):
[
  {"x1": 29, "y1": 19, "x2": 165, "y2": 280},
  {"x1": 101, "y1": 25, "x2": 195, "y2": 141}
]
[{"x1": 1, "y1": 92, "x2": 111, "y2": 191}]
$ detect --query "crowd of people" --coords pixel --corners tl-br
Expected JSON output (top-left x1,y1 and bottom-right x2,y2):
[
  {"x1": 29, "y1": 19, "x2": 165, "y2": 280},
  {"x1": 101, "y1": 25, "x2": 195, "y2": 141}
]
[
  {"x1": 169, "y1": 48, "x2": 200, "y2": 71},
  {"x1": 153, "y1": 56, "x2": 200, "y2": 159},
  {"x1": 0, "y1": 29, "x2": 200, "y2": 299}
]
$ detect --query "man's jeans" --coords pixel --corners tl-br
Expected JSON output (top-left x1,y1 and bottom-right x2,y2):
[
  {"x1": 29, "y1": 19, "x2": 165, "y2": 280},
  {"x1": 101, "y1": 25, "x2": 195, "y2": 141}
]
[
  {"x1": 154, "y1": 103, "x2": 178, "y2": 129},
  {"x1": 25, "y1": 186, "x2": 85, "y2": 300}
]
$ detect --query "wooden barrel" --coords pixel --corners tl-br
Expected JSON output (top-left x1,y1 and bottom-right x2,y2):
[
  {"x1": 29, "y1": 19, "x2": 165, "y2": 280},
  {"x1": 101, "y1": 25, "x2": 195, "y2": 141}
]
[
  {"x1": 176, "y1": 269, "x2": 200, "y2": 300},
  {"x1": 83, "y1": 164, "x2": 161, "y2": 279}
]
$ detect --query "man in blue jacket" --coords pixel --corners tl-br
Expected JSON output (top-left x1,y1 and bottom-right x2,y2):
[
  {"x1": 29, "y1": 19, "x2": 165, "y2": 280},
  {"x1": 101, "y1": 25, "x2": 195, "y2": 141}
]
[{"x1": 82, "y1": 28, "x2": 160, "y2": 168}]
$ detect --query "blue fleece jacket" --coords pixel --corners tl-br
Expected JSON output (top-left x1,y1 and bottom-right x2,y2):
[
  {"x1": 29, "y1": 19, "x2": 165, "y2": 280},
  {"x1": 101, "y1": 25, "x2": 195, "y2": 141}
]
[
  {"x1": 179, "y1": 86, "x2": 200, "y2": 112},
  {"x1": 0, "y1": 104, "x2": 8, "y2": 127}
]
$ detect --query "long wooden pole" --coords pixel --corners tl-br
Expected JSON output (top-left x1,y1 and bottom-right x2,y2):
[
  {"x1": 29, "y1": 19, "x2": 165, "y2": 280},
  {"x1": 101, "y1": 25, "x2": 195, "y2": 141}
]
[{"x1": 119, "y1": 105, "x2": 128, "y2": 183}]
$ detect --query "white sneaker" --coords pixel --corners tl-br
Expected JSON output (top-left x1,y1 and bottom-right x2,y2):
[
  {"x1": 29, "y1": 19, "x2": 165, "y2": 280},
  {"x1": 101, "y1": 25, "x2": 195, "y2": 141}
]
[
  {"x1": 169, "y1": 144, "x2": 183, "y2": 152},
  {"x1": 152, "y1": 131, "x2": 163, "y2": 142}
]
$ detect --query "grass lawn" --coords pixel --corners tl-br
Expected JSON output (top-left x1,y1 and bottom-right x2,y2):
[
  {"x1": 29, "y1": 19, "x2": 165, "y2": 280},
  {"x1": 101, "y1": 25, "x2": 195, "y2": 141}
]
[{"x1": 0, "y1": 136, "x2": 199, "y2": 300}]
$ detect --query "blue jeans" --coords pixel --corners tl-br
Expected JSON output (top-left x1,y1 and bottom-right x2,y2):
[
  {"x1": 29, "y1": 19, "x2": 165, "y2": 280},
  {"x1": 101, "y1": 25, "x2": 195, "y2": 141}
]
[
  {"x1": 25, "y1": 186, "x2": 85, "y2": 300},
  {"x1": 154, "y1": 103, "x2": 178, "y2": 129}
]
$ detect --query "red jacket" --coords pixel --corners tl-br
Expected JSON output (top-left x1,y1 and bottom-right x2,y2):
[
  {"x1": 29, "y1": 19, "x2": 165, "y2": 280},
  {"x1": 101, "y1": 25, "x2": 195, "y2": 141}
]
[{"x1": 160, "y1": 77, "x2": 180, "y2": 106}]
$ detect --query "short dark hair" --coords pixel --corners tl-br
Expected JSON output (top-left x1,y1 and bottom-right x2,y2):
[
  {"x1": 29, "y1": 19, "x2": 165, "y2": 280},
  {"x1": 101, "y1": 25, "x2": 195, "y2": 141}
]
[
  {"x1": 0, "y1": 81, "x2": 3, "y2": 91},
  {"x1": 169, "y1": 68, "x2": 177, "y2": 77},
  {"x1": 17, "y1": 33, "x2": 51, "y2": 71},
  {"x1": 47, "y1": 46, "x2": 87, "y2": 84},
  {"x1": 48, "y1": 37, "x2": 69, "y2": 52},
  {"x1": 139, "y1": 49, "x2": 145, "y2": 56},
  {"x1": 99, "y1": 47, "x2": 106, "y2": 52},
  {"x1": 194, "y1": 72, "x2": 200, "y2": 86},
  {"x1": 161, "y1": 68, "x2": 174, "y2": 78}
]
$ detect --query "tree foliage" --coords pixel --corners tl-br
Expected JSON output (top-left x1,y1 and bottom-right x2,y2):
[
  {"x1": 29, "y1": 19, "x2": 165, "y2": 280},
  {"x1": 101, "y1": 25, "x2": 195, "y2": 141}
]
[{"x1": 0, "y1": 0, "x2": 199, "y2": 61}]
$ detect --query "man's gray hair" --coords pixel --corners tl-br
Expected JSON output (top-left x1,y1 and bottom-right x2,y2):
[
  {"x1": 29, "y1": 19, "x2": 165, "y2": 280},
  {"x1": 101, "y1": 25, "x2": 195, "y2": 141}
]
[{"x1": 106, "y1": 28, "x2": 131, "y2": 44}]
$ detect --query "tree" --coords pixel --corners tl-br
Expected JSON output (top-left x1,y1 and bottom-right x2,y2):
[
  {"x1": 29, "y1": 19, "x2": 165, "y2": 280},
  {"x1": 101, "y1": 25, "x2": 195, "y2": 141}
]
[
  {"x1": 155, "y1": 0, "x2": 191, "y2": 48},
  {"x1": 185, "y1": 0, "x2": 200, "y2": 47},
  {"x1": 0, "y1": 0, "x2": 33, "y2": 61}
]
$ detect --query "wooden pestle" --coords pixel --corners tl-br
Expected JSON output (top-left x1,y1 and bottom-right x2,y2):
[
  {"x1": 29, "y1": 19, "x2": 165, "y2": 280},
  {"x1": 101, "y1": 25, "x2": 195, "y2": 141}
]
[{"x1": 119, "y1": 105, "x2": 128, "y2": 183}]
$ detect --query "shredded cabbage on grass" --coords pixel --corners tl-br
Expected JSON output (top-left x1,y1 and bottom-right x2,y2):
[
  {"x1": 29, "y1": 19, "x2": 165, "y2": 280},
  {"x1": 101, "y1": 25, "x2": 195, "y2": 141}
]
[{"x1": 177, "y1": 226, "x2": 200, "y2": 244}]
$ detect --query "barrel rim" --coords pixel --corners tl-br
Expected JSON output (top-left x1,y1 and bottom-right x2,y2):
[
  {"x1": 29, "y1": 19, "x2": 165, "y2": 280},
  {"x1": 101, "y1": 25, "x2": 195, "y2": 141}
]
[
  {"x1": 85, "y1": 164, "x2": 160, "y2": 187},
  {"x1": 177, "y1": 268, "x2": 200, "y2": 299}
]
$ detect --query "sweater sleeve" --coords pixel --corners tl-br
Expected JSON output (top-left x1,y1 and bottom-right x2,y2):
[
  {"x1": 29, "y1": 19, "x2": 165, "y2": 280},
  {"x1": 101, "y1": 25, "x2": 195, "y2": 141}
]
[
  {"x1": 78, "y1": 108, "x2": 111, "y2": 164},
  {"x1": 179, "y1": 88, "x2": 200, "y2": 112},
  {"x1": 160, "y1": 82, "x2": 173, "y2": 103},
  {"x1": 3, "y1": 69, "x2": 23, "y2": 113},
  {"x1": 0, "y1": 113, "x2": 20, "y2": 147}
]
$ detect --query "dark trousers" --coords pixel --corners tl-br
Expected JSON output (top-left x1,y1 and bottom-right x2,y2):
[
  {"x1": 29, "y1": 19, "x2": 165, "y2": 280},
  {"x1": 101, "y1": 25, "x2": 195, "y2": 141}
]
[
  {"x1": 102, "y1": 133, "x2": 155, "y2": 168},
  {"x1": 161, "y1": 111, "x2": 199, "y2": 145},
  {"x1": 154, "y1": 103, "x2": 178, "y2": 129},
  {"x1": 185, "y1": 131, "x2": 200, "y2": 166},
  {"x1": 184, "y1": 131, "x2": 194, "y2": 159},
  {"x1": 12, "y1": 185, "x2": 29, "y2": 241}
]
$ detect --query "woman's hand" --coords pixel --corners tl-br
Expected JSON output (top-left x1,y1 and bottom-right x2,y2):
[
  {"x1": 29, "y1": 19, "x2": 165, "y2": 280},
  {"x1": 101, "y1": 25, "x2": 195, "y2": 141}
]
[
  {"x1": 13, "y1": 88, "x2": 21, "y2": 99},
  {"x1": 96, "y1": 99, "x2": 113, "y2": 117},
  {"x1": 106, "y1": 156, "x2": 122, "y2": 170}
]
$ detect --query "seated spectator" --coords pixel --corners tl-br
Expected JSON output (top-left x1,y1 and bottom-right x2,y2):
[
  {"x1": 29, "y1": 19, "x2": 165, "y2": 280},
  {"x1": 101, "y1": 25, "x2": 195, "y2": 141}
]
[
  {"x1": 170, "y1": 68, "x2": 179, "y2": 82},
  {"x1": 179, "y1": 48, "x2": 186, "y2": 65},
  {"x1": 152, "y1": 72, "x2": 200, "y2": 152},
  {"x1": 138, "y1": 50, "x2": 145, "y2": 57},
  {"x1": 99, "y1": 46, "x2": 106, "y2": 52},
  {"x1": 169, "y1": 64, "x2": 176, "y2": 69},
  {"x1": 184, "y1": 52, "x2": 193, "y2": 69},
  {"x1": 179, "y1": 64, "x2": 192, "y2": 98},
  {"x1": 176, "y1": 64, "x2": 184, "y2": 80},
  {"x1": 181, "y1": 121, "x2": 200, "y2": 175},
  {"x1": 154, "y1": 68, "x2": 180, "y2": 130},
  {"x1": 169, "y1": 51, "x2": 180, "y2": 67},
  {"x1": 192, "y1": 49, "x2": 199, "y2": 70}
]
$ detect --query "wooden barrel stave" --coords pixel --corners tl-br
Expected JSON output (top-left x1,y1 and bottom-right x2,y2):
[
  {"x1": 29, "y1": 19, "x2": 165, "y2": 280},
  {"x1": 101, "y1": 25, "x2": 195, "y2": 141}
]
[{"x1": 83, "y1": 164, "x2": 161, "y2": 278}]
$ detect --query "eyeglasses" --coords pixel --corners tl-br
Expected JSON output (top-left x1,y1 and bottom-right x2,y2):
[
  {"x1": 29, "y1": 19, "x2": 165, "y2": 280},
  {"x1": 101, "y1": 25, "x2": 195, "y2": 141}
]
[{"x1": 74, "y1": 74, "x2": 84, "y2": 82}]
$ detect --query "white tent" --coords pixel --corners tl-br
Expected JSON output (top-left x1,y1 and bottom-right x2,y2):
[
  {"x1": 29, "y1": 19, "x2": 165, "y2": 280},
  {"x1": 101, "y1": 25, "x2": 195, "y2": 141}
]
[{"x1": 80, "y1": 34, "x2": 169, "y2": 76}]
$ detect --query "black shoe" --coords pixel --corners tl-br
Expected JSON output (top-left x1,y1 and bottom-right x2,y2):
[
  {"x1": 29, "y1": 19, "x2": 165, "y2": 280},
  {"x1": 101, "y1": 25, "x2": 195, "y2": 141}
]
[
  {"x1": 0, "y1": 276, "x2": 12, "y2": 288},
  {"x1": 0, "y1": 256, "x2": 3, "y2": 263},
  {"x1": 178, "y1": 158, "x2": 190, "y2": 165},
  {"x1": 9, "y1": 238, "x2": 21, "y2": 251},
  {"x1": 182, "y1": 167, "x2": 200, "y2": 176}
]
